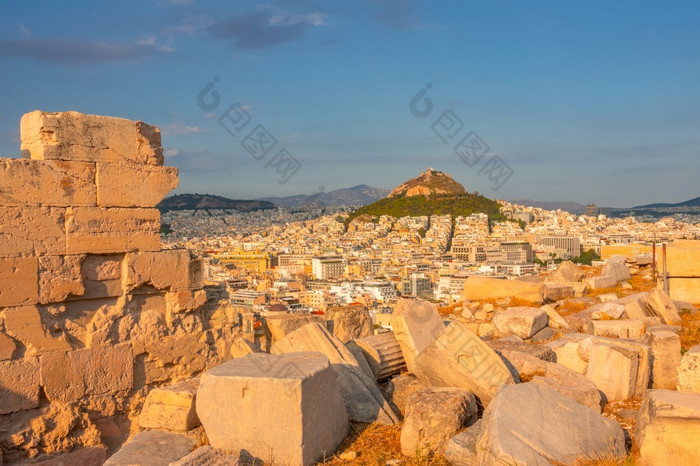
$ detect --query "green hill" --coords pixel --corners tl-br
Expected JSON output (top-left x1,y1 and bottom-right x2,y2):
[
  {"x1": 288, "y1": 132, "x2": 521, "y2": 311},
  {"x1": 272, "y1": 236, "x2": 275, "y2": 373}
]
[{"x1": 345, "y1": 192, "x2": 507, "y2": 224}]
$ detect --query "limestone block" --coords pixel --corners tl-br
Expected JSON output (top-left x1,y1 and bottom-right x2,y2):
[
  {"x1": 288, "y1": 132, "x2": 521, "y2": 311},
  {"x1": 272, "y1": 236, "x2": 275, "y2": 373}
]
[
  {"x1": 169, "y1": 446, "x2": 241, "y2": 466},
  {"x1": 2, "y1": 305, "x2": 72, "y2": 355},
  {"x1": 38, "y1": 255, "x2": 85, "y2": 304},
  {"x1": 0, "y1": 256, "x2": 38, "y2": 307},
  {"x1": 230, "y1": 334, "x2": 258, "y2": 359},
  {"x1": 400, "y1": 388, "x2": 478, "y2": 456},
  {"x1": 264, "y1": 313, "x2": 322, "y2": 339},
  {"x1": 166, "y1": 290, "x2": 207, "y2": 314},
  {"x1": 40, "y1": 343, "x2": 133, "y2": 402},
  {"x1": 587, "y1": 343, "x2": 639, "y2": 401},
  {"x1": 123, "y1": 249, "x2": 199, "y2": 292},
  {"x1": 592, "y1": 302, "x2": 626, "y2": 320},
  {"x1": 75, "y1": 254, "x2": 124, "y2": 300},
  {"x1": 545, "y1": 260, "x2": 585, "y2": 283},
  {"x1": 0, "y1": 158, "x2": 96, "y2": 206},
  {"x1": 352, "y1": 332, "x2": 406, "y2": 381},
  {"x1": 645, "y1": 330, "x2": 681, "y2": 390},
  {"x1": 82, "y1": 254, "x2": 123, "y2": 281},
  {"x1": 615, "y1": 292, "x2": 651, "y2": 319},
  {"x1": 385, "y1": 373, "x2": 428, "y2": 415},
  {"x1": 271, "y1": 323, "x2": 399, "y2": 424},
  {"x1": 445, "y1": 420, "x2": 482, "y2": 465},
  {"x1": 677, "y1": 344, "x2": 700, "y2": 393},
  {"x1": 325, "y1": 305, "x2": 373, "y2": 343},
  {"x1": 412, "y1": 320, "x2": 515, "y2": 407},
  {"x1": 66, "y1": 207, "x2": 160, "y2": 254},
  {"x1": 104, "y1": 430, "x2": 196, "y2": 466},
  {"x1": 497, "y1": 348, "x2": 602, "y2": 412},
  {"x1": 0, "y1": 358, "x2": 40, "y2": 414},
  {"x1": 584, "y1": 275, "x2": 618, "y2": 290},
  {"x1": 32, "y1": 446, "x2": 109, "y2": 466},
  {"x1": 543, "y1": 283, "x2": 575, "y2": 301},
  {"x1": 602, "y1": 260, "x2": 631, "y2": 282},
  {"x1": 463, "y1": 275, "x2": 546, "y2": 304},
  {"x1": 592, "y1": 320, "x2": 645, "y2": 339},
  {"x1": 21, "y1": 110, "x2": 164, "y2": 165},
  {"x1": 390, "y1": 298, "x2": 444, "y2": 371},
  {"x1": 476, "y1": 383, "x2": 626, "y2": 466},
  {"x1": 142, "y1": 335, "x2": 207, "y2": 385},
  {"x1": 546, "y1": 335, "x2": 589, "y2": 374},
  {"x1": 646, "y1": 289, "x2": 682, "y2": 325},
  {"x1": 492, "y1": 306, "x2": 548, "y2": 339},
  {"x1": 0, "y1": 332, "x2": 17, "y2": 360},
  {"x1": 636, "y1": 389, "x2": 700, "y2": 466},
  {"x1": 139, "y1": 378, "x2": 200, "y2": 432},
  {"x1": 0, "y1": 206, "x2": 66, "y2": 257},
  {"x1": 488, "y1": 338, "x2": 556, "y2": 362},
  {"x1": 540, "y1": 304, "x2": 570, "y2": 330},
  {"x1": 96, "y1": 163, "x2": 178, "y2": 207},
  {"x1": 196, "y1": 352, "x2": 349, "y2": 466}
]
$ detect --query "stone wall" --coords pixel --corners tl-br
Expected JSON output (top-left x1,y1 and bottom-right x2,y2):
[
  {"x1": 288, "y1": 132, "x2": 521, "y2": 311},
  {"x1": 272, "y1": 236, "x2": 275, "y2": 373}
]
[
  {"x1": 663, "y1": 240, "x2": 700, "y2": 303},
  {"x1": 0, "y1": 111, "x2": 237, "y2": 462}
]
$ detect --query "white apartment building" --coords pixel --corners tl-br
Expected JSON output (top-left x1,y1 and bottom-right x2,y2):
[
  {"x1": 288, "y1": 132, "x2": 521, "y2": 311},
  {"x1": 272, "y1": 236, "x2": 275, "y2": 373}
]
[{"x1": 311, "y1": 255, "x2": 346, "y2": 280}]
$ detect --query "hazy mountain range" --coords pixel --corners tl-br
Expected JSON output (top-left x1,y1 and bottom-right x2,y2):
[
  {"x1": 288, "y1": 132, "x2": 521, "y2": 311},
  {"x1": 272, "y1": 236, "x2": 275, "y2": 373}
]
[
  {"x1": 634, "y1": 196, "x2": 700, "y2": 208},
  {"x1": 158, "y1": 194, "x2": 275, "y2": 213},
  {"x1": 259, "y1": 184, "x2": 390, "y2": 207}
]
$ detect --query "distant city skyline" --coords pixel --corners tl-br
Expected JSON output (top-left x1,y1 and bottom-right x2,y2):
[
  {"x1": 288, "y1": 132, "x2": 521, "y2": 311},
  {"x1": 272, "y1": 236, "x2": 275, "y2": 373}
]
[{"x1": 1, "y1": 0, "x2": 699, "y2": 207}]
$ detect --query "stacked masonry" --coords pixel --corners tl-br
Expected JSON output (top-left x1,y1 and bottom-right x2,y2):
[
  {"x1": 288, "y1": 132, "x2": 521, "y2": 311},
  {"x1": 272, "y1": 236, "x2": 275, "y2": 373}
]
[{"x1": 0, "y1": 111, "x2": 235, "y2": 462}]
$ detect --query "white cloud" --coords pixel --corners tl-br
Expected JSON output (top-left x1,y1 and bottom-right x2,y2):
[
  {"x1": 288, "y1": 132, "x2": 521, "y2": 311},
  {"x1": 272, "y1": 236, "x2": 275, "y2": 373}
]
[
  {"x1": 164, "y1": 148, "x2": 181, "y2": 157},
  {"x1": 137, "y1": 35, "x2": 175, "y2": 53},
  {"x1": 162, "y1": 123, "x2": 208, "y2": 135}
]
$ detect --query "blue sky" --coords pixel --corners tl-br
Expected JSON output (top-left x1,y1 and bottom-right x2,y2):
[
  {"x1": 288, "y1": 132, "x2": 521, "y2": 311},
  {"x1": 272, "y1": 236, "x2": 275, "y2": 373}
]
[{"x1": 1, "y1": 0, "x2": 699, "y2": 207}]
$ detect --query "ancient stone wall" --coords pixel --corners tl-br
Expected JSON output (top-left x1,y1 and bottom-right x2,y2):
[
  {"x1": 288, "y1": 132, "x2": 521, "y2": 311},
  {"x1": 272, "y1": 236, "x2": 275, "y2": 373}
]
[{"x1": 0, "y1": 111, "x2": 237, "y2": 462}]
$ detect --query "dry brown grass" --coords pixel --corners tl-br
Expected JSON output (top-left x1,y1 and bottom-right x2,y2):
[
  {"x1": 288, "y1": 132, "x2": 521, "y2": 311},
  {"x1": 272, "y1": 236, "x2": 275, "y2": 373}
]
[
  {"x1": 322, "y1": 423, "x2": 448, "y2": 465},
  {"x1": 509, "y1": 296, "x2": 539, "y2": 308},
  {"x1": 556, "y1": 300, "x2": 589, "y2": 316},
  {"x1": 437, "y1": 302, "x2": 462, "y2": 317},
  {"x1": 679, "y1": 310, "x2": 700, "y2": 352}
]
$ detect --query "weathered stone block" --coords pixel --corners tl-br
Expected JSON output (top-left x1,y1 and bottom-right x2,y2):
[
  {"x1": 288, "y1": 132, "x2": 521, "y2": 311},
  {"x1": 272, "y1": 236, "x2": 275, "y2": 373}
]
[
  {"x1": 636, "y1": 389, "x2": 700, "y2": 466},
  {"x1": 139, "y1": 378, "x2": 200, "y2": 432},
  {"x1": 196, "y1": 352, "x2": 349, "y2": 466},
  {"x1": 646, "y1": 329, "x2": 681, "y2": 390},
  {"x1": 66, "y1": 207, "x2": 160, "y2": 254},
  {"x1": 40, "y1": 343, "x2": 133, "y2": 402},
  {"x1": 492, "y1": 306, "x2": 548, "y2": 339},
  {"x1": 592, "y1": 319, "x2": 645, "y2": 339},
  {"x1": 96, "y1": 163, "x2": 178, "y2": 208},
  {"x1": 445, "y1": 420, "x2": 482, "y2": 465},
  {"x1": 38, "y1": 255, "x2": 85, "y2": 304},
  {"x1": 391, "y1": 299, "x2": 444, "y2": 371},
  {"x1": 677, "y1": 344, "x2": 700, "y2": 394},
  {"x1": 463, "y1": 276, "x2": 545, "y2": 304},
  {"x1": 166, "y1": 290, "x2": 207, "y2": 315},
  {"x1": 265, "y1": 314, "x2": 325, "y2": 345},
  {"x1": 0, "y1": 206, "x2": 66, "y2": 257},
  {"x1": 646, "y1": 288, "x2": 682, "y2": 325},
  {"x1": 546, "y1": 334, "x2": 589, "y2": 374},
  {"x1": 587, "y1": 343, "x2": 639, "y2": 401},
  {"x1": 497, "y1": 348, "x2": 602, "y2": 412},
  {"x1": 123, "y1": 249, "x2": 199, "y2": 292},
  {"x1": 325, "y1": 305, "x2": 373, "y2": 343},
  {"x1": 0, "y1": 158, "x2": 96, "y2": 207},
  {"x1": 412, "y1": 321, "x2": 515, "y2": 407},
  {"x1": 104, "y1": 430, "x2": 196, "y2": 466},
  {"x1": 584, "y1": 275, "x2": 618, "y2": 290},
  {"x1": 21, "y1": 110, "x2": 163, "y2": 165},
  {"x1": 602, "y1": 260, "x2": 631, "y2": 282},
  {"x1": 400, "y1": 388, "x2": 478, "y2": 456},
  {"x1": 170, "y1": 446, "x2": 241, "y2": 466},
  {"x1": 3, "y1": 305, "x2": 72, "y2": 355},
  {"x1": 352, "y1": 332, "x2": 406, "y2": 381},
  {"x1": 271, "y1": 323, "x2": 399, "y2": 424},
  {"x1": 0, "y1": 256, "x2": 38, "y2": 307},
  {"x1": 476, "y1": 383, "x2": 626, "y2": 466},
  {"x1": 0, "y1": 332, "x2": 17, "y2": 360},
  {"x1": 0, "y1": 358, "x2": 40, "y2": 414}
]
